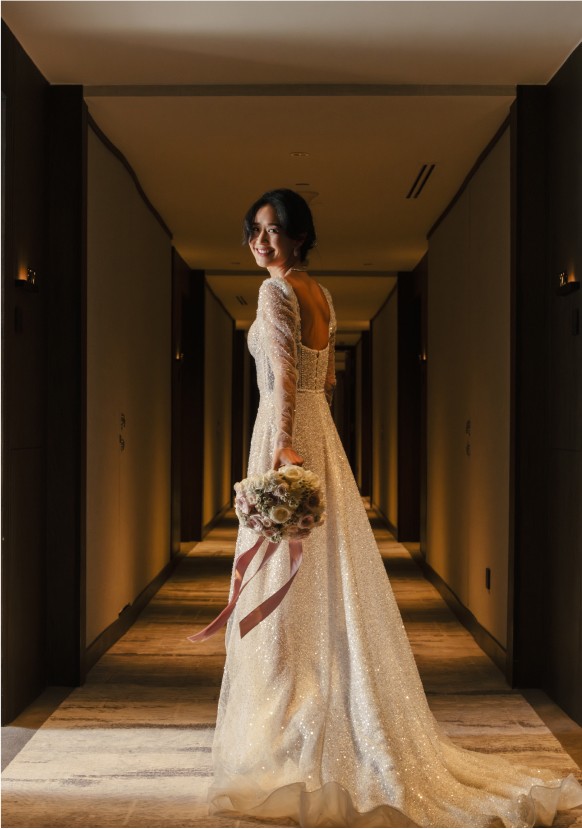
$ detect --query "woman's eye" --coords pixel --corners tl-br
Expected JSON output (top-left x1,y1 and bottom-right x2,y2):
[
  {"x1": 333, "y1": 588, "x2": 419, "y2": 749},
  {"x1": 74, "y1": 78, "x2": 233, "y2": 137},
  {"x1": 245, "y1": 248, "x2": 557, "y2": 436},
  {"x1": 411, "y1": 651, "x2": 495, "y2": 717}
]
[{"x1": 268, "y1": 227, "x2": 278, "y2": 234}]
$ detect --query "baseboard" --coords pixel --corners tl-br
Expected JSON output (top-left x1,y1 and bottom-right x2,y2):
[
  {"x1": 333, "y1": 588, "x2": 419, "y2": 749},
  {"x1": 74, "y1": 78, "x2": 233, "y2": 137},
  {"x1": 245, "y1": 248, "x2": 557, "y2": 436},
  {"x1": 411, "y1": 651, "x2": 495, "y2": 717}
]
[
  {"x1": 370, "y1": 500, "x2": 398, "y2": 537},
  {"x1": 85, "y1": 548, "x2": 188, "y2": 673},
  {"x1": 408, "y1": 548, "x2": 507, "y2": 675},
  {"x1": 202, "y1": 501, "x2": 232, "y2": 537}
]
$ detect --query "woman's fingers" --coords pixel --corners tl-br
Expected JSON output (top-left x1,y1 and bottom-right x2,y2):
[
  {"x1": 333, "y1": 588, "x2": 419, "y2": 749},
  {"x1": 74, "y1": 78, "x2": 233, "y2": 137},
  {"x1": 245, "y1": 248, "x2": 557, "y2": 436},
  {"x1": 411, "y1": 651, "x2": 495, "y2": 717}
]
[{"x1": 272, "y1": 447, "x2": 304, "y2": 469}]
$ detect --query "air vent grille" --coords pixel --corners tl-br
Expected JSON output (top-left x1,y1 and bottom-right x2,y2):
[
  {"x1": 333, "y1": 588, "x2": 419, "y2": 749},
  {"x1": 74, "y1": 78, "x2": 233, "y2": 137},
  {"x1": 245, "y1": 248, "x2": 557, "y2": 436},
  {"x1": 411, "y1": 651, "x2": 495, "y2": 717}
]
[
  {"x1": 236, "y1": 295, "x2": 248, "y2": 306},
  {"x1": 407, "y1": 163, "x2": 436, "y2": 199}
]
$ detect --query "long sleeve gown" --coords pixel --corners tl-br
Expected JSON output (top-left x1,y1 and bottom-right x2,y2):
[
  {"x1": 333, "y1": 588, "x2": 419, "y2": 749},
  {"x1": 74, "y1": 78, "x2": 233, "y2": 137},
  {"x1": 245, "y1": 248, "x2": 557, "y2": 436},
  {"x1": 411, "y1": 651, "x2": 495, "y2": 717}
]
[{"x1": 207, "y1": 275, "x2": 582, "y2": 828}]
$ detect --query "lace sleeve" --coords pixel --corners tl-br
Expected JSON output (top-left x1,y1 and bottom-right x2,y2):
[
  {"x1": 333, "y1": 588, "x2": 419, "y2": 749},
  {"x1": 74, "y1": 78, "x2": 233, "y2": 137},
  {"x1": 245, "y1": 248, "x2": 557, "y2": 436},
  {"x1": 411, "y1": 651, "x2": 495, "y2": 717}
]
[
  {"x1": 259, "y1": 279, "x2": 299, "y2": 450},
  {"x1": 325, "y1": 327, "x2": 337, "y2": 407}
]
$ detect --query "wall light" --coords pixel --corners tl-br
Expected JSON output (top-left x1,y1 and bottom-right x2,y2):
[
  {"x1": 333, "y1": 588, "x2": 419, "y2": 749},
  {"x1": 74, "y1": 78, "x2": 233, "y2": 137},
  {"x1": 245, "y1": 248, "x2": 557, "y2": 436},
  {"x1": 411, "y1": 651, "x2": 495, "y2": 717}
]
[
  {"x1": 557, "y1": 270, "x2": 579, "y2": 296},
  {"x1": 15, "y1": 266, "x2": 38, "y2": 290}
]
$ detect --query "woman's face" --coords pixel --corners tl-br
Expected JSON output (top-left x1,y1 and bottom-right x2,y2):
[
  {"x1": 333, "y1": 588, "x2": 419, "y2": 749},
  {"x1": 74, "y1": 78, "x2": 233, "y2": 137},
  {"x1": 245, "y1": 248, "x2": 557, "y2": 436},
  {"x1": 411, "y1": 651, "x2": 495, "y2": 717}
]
[{"x1": 249, "y1": 204, "x2": 298, "y2": 271}]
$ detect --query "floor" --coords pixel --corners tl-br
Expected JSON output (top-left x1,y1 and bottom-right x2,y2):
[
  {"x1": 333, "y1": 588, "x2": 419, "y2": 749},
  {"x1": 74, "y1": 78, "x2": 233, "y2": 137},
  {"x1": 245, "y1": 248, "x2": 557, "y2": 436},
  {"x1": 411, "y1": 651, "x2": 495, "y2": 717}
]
[{"x1": 2, "y1": 506, "x2": 581, "y2": 828}]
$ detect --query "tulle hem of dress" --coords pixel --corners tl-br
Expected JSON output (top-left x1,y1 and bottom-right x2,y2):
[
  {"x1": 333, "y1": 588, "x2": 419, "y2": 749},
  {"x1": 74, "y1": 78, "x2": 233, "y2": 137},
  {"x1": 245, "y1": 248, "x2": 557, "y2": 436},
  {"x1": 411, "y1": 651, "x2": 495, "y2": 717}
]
[{"x1": 207, "y1": 773, "x2": 582, "y2": 828}]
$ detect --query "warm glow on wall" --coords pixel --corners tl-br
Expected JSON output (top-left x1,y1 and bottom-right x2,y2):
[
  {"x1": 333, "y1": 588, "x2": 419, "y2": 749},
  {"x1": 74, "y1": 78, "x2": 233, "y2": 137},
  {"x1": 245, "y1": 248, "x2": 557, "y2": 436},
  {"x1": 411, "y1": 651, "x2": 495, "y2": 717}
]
[
  {"x1": 15, "y1": 265, "x2": 37, "y2": 287},
  {"x1": 557, "y1": 269, "x2": 579, "y2": 296}
]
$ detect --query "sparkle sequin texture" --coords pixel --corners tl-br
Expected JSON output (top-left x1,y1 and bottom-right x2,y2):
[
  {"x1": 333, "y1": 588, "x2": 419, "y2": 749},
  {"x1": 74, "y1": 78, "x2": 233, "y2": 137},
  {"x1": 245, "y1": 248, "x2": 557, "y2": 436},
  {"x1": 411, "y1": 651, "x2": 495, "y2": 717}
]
[{"x1": 208, "y1": 276, "x2": 582, "y2": 827}]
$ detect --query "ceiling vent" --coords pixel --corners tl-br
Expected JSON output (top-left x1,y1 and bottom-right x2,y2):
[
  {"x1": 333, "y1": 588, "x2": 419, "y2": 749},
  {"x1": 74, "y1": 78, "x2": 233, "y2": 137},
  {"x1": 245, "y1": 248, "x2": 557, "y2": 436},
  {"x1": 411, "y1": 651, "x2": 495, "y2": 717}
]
[
  {"x1": 236, "y1": 295, "x2": 248, "y2": 306},
  {"x1": 406, "y1": 163, "x2": 436, "y2": 199}
]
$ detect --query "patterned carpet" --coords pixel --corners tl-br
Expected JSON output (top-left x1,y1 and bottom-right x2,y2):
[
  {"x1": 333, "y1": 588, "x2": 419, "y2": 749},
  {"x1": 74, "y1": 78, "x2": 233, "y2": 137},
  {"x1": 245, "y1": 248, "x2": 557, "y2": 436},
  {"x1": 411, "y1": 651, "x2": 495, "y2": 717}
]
[{"x1": 2, "y1": 508, "x2": 581, "y2": 828}]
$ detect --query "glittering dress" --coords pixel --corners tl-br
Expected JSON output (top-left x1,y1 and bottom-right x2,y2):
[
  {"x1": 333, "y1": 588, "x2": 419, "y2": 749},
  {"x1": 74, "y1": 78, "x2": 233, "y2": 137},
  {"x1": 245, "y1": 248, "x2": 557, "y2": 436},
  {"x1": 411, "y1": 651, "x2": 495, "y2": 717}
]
[{"x1": 208, "y1": 276, "x2": 582, "y2": 827}]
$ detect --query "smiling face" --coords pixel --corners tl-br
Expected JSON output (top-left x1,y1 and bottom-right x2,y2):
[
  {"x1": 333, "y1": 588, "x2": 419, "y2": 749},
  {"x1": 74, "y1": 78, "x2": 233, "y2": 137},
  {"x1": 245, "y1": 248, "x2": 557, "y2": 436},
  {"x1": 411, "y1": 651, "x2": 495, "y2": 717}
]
[{"x1": 248, "y1": 204, "x2": 299, "y2": 273}]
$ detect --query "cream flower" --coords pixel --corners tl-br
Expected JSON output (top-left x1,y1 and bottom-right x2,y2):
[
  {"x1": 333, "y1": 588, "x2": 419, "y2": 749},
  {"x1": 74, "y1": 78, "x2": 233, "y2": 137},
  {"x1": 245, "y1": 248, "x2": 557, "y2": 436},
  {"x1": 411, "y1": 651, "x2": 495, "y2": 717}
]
[
  {"x1": 281, "y1": 465, "x2": 303, "y2": 482},
  {"x1": 270, "y1": 505, "x2": 292, "y2": 524}
]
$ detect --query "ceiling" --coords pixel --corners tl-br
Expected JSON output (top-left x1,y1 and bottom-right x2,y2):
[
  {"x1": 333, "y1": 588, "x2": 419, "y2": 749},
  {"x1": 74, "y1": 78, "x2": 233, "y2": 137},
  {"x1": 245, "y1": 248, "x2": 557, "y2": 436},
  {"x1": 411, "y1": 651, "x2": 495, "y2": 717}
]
[
  {"x1": 3, "y1": 1, "x2": 581, "y2": 333},
  {"x1": 3, "y1": 1, "x2": 580, "y2": 86}
]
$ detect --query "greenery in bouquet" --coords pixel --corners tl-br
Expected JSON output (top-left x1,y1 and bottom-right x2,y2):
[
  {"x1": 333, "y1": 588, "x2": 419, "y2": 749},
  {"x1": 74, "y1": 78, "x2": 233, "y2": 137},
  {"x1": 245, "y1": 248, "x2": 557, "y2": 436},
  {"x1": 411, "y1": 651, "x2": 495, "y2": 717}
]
[{"x1": 234, "y1": 464, "x2": 326, "y2": 543}]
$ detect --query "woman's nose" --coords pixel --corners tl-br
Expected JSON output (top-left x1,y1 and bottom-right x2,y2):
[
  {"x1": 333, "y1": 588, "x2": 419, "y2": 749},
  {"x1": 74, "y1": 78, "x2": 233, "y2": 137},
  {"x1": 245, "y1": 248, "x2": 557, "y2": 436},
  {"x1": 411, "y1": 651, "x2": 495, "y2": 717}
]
[{"x1": 256, "y1": 227, "x2": 268, "y2": 243}]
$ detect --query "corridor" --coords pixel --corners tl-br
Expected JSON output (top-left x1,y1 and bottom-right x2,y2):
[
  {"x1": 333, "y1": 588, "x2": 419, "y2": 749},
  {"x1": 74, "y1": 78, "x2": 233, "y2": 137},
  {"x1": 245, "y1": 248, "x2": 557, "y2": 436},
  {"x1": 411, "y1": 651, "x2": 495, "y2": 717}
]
[{"x1": 2, "y1": 505, "x2": 581, "y2": 828}]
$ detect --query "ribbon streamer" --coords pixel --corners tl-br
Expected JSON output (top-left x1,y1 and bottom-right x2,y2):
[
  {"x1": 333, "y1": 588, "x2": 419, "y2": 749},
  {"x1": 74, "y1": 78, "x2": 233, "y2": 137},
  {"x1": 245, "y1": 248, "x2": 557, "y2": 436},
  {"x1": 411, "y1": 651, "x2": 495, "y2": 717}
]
[
  {"x1": 187, "y1": 536, "x2": 303, "y2": 643},
  {"x1": 239, "y1": 539, "x2": 303, "y2": 638}
]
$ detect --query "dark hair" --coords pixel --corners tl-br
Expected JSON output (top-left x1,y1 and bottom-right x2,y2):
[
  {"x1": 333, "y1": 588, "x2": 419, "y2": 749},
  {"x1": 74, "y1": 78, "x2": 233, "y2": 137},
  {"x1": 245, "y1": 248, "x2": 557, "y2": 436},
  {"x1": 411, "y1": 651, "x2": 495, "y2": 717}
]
[{"x1": 243, "y1": 188, "x2": 317, "y2": 264}]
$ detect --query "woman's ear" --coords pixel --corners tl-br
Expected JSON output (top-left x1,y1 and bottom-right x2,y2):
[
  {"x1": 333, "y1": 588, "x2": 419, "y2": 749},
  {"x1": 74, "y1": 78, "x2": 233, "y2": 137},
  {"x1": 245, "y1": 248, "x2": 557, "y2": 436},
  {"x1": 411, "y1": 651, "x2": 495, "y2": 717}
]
[{"x1": 293, "y1": 233, "x2": 307, "y2": 258}]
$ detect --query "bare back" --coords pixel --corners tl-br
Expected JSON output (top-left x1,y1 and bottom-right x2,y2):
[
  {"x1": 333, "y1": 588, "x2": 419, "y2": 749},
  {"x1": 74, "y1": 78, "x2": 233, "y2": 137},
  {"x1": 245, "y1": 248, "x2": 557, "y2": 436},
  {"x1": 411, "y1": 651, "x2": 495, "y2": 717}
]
[{"x1": 284, "y1": 274, "x2": 331, "y2": 350}]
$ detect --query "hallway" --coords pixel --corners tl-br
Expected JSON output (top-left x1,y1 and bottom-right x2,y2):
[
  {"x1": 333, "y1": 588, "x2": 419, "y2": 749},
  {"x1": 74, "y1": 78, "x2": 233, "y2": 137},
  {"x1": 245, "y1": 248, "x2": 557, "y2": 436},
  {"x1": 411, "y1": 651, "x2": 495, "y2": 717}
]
[{"x1": 2, "y1": 505, "x2": 581, "y2": 828}]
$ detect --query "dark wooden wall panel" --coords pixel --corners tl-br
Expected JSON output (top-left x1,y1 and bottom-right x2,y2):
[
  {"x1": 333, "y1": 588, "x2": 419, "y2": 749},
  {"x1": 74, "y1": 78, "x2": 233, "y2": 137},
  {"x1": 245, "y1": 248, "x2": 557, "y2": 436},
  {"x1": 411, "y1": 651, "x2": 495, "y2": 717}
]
[
  {"x1": 171, "y1": 249, "x2": 185, "y2": 555},
  {"x1": 360, "y1": 331, "x2": 372, "y2": 497},
  {"x1": 545, "y1": 44, "x2": 582, "y2": 723},
  {"x1": 509, "y1": 45, "x2": 582, "y2": 723},
  {"x1": 5, "y1": 448, "x2": 46, "y2": 718},
  {"x1": 176, "y1": 263, "x2": 206, "y2": 542},
  {"x1": 419, "y1": 259, "x2": 428, "y2": 557},
  {"x1": 508, "y1": 86, "x2": 549, "y2": 688},
  {"x1": 46, "y1": 85, "x2": 87, "y2": 686},
  {"x1": 397, "y1": 256, "x2": 427, "y2": 542},
  {"x1": 231, "y1": 330, "x2": 246, "y2": 490},
  {"x1": 1, "y1": 22, "x2": 49, "y2": 723}
]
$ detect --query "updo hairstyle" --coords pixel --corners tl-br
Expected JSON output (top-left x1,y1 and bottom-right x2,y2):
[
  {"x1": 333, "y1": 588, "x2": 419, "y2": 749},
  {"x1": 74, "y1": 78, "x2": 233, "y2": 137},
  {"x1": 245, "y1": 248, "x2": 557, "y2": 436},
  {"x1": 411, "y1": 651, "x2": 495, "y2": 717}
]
[{"x1": 243, "y1": 188, "x2": 317, "y2": 265}]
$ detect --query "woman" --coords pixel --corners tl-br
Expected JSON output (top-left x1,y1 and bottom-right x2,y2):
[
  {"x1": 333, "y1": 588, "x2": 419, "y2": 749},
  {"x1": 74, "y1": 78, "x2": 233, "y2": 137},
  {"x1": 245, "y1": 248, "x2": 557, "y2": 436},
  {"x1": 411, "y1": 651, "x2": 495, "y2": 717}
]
[{"x1": 207, "y1": 189, "x2": 582, "y2": 827}]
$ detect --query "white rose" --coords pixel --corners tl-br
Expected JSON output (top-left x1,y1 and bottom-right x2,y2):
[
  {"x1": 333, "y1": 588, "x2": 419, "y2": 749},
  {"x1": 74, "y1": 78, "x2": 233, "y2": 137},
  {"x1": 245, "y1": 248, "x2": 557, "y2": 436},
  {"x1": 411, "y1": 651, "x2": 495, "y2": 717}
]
[
  {"x1": 281, "y1": 465, "x2": 303, "y2": 482},
  {"x1": 270, "y1": 505, "x2": 292, "y2": 524}
]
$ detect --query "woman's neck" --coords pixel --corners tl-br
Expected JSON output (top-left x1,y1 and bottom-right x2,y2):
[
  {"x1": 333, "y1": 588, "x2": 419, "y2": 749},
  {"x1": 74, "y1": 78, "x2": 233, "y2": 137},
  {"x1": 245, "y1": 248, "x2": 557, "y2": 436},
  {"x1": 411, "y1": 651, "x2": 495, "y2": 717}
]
[{"x1": 267, "y1": 254, "x2": 309, "y2": 278}]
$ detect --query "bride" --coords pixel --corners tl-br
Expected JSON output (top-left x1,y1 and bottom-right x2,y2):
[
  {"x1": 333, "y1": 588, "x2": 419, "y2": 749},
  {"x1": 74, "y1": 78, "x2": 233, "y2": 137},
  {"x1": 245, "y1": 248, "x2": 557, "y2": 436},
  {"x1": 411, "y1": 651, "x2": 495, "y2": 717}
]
[{"x1": 203, "y1": 189, "x2": 582, "y2": 827}]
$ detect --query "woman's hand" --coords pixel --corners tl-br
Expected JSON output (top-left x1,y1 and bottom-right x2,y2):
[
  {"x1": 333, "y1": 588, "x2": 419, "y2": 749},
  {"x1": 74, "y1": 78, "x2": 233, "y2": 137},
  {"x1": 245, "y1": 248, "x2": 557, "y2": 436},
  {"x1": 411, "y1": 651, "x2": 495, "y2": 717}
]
[{"x1": 272, "y1": 445, "x2": 304, "y2": 470}]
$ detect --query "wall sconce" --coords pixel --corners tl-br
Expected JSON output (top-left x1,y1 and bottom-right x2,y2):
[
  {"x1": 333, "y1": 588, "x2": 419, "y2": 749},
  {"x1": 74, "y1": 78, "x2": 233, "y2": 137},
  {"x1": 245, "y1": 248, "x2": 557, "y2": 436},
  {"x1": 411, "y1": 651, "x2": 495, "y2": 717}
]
[
  {"x1": 556, "y1": 270, "x2": 579, "y2": 296},
  {"x1": 15, "y1": 267, "x2": 39, "y2": 291}
]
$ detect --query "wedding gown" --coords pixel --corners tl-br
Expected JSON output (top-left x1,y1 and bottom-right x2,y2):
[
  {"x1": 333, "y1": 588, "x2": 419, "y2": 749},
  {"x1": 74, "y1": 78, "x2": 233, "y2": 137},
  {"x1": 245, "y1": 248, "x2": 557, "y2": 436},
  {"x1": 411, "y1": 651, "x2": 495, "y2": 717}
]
[{"x1": 207, "y1": 275, "x2": 582, "y2": 827}]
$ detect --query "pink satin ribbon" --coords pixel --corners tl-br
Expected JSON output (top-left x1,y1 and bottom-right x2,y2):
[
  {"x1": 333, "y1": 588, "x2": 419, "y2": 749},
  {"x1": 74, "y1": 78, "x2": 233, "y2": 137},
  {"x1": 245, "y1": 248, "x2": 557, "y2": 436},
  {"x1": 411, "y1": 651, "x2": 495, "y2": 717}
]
[{"x1": 187, "y1": 536, "x2": 303, "y2": 642}]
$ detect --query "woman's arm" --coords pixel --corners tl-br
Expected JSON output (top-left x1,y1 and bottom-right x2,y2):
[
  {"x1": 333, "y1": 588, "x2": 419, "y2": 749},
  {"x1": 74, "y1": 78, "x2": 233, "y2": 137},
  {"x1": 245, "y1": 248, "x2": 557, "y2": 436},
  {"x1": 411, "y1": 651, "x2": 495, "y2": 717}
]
[
  {"x1": 260, "y1": 280, "x2": 303, "y2": 468},
  {"x1": 324, "y1": 327, "x2": 337, "y2": 407}
]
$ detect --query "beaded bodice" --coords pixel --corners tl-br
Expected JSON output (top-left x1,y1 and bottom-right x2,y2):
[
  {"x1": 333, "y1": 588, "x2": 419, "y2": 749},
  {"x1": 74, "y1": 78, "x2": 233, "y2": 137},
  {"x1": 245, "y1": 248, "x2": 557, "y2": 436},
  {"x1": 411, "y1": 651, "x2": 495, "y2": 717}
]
[
  {"x1": 296, "y1": 342, "x2": 331, "y2": 392},
  {"x1": 247, "y1": 277, "x2": 337, "y2": 448}
]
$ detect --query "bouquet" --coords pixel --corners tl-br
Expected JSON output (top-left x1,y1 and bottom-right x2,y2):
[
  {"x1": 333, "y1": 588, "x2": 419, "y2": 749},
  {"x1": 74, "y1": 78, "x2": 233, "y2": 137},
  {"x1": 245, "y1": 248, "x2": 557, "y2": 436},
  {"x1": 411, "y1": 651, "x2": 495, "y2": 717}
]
[
  {"x1": 234, "y1": 464, "x2": 326, "y2": 543},
  {"x1": 188, "y1": 465, "x2": 325, "y2": 643}
]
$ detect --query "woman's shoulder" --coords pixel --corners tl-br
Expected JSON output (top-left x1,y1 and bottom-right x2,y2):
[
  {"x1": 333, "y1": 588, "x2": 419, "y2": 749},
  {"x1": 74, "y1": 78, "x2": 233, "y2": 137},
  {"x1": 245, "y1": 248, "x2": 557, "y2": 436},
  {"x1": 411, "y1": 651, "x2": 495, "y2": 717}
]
[
  {"x1": 258, "y1": 278, "x2": 299, "y2": 321},
  {"x1": 259, "y1": 276, "x2": 293, "y2": 298},
  {"x1": 258, "y1": 277, "x2": 298, "y2": 310},
  {"x1": 317, "y1": 283, "x2": 336, "y2": 328}
]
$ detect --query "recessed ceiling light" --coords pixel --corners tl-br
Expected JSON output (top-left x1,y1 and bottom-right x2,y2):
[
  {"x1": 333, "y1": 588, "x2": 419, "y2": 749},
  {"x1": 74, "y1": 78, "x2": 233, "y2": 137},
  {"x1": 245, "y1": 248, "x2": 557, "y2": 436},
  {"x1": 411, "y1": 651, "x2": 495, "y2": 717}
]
[
  {"x1": 295, "y1": 182, "x2": 310, "y2": 186},
  {"x1": 363, "y1": 262, "x2": 373, "y2": 266},
  {"x1": 231, "y1": 261, "x2": 240, "y2": 265},
  {"x1": 290, "y1": 152, "x2": 310, "y2": 158}
]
